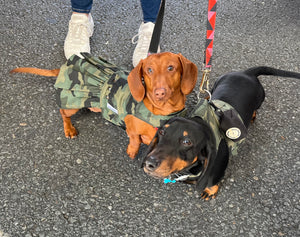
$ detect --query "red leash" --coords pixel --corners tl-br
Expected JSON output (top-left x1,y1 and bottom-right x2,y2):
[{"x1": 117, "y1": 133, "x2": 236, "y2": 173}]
[
  {"x1": 205, "y1": 0, "x2": 217, "y2": 68},
  {"x1": 199, "y1": 0, "x2": 217, "y2": 95}
]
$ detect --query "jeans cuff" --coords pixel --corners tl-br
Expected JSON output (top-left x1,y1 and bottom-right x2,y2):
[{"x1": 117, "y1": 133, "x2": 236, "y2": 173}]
[{"x1": 72, "y1": 8, "x2": 91, "y2": 14}]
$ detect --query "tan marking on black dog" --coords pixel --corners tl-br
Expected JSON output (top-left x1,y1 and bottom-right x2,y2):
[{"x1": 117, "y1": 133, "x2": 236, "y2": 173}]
[
  {"x1": 201, "y1": 185, "x2": 219, "y2": 200},
  {"x1": 147, "y1": 157, "x2": 191, "y2": 178},
  {"x1": 192, "y1": 156, "x2": 198, "y2": 164}
]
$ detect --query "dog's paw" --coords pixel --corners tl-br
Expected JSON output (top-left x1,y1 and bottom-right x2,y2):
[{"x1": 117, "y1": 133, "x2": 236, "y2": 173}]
[
  {"x1": 251, "y1": 110, "x2": 257, "y2": 123},
  {"x1": 126, "y1": 146, "x2": 138, "y2": 159},
  {"x1": 64, "y1": 126, "x2": 78, "y2": 139},
  {"x1": 201, "y1": 185, "x2": 219, "y2": 201}
]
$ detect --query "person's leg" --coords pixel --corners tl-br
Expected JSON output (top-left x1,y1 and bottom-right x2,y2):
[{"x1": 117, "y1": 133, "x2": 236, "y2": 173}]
[
  {"x1": 64, "y1": 0, "x2": 94, "y2": 59},
  {"x1": 132, "y1": 0, "x2": 162, "y2": 67},
  {"x1": 71, "y1": 0, "x2": 93, "y2": 13},
  {"x1": 140, "y1": 0, "x2": 161, "y2": 23}
]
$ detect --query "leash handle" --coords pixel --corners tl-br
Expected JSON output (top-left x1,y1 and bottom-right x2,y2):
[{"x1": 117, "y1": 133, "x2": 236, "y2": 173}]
[{"x1": 148, "y1": 0, "x2": 166, "y2": 55}]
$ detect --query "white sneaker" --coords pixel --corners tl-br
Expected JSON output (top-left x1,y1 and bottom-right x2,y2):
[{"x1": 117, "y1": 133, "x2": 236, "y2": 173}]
[
  {"x1": 64, "y1": 13, "x2": 94, "y2": 59},
  {"x1": 132, "y1": 22, "x2": 160, "y2": 67}
]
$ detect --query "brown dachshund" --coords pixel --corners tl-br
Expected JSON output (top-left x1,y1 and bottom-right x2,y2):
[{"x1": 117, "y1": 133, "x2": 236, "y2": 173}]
[
  {"x1": 142, "y1": 66, "x2": 300, "y2": 199},
  {"x1": 11, "y1": 52, "x2": 198, "y2": 158}
]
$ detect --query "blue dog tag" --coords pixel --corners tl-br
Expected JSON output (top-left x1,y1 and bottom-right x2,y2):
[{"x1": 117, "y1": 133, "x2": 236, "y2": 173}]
[{"x1": 164, "y1": 179, "x2": 176, "y2": 184}]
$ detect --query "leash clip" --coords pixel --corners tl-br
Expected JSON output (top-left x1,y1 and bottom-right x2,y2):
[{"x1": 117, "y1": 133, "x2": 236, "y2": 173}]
[
  {"x1": 199, "y1": 68, "x2": 211, "y2": 92},
  {"x1": 198, "y1": 67, "x2": 211, "y2": 100}
]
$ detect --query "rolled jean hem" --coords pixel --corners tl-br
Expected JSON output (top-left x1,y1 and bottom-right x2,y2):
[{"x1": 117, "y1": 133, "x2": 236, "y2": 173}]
[{"x1": 72, "y1": 8, "x2": 91, "y2": 13}]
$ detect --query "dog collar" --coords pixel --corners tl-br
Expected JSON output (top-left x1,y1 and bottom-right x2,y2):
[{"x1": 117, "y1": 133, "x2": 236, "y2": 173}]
[
  {"x1": 164, "y1": 160, "x2": 204, "y2": 184},
  {"x1": 164, "y1": 175, "x2": 190, "y2": 183}
]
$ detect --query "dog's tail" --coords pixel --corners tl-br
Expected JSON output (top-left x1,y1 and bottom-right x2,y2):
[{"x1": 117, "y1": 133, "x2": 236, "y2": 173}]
[
  {"x1": 10, "y1": 67, "x2": 60, "y2": 77},
  {"x1": 244, "y1": 66, "x2": 300, "y2": 79}
]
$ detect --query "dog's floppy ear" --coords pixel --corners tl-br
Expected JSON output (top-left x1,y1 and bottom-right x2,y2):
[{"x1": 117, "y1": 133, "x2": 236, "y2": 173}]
[
  {"x1": 128, "y1": 59, "x2": 145, "y2": 102},
  {"x1": 196, "y1": 139, "x2": 229, "y2": 192},
  {"x1": 193, "y1": 139, "x2": 216, "y2": 191},
  {"x1": 178, "y1": 53, "x2": 198, "y2": 95}
]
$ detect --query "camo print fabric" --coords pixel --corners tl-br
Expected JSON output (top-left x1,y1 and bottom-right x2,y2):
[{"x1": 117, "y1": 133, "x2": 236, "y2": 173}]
[
  {"x1": 191, "y1": 99, "x2": 246, "y2": 156},
  {"x1": 54, "y1": 53, "x2": 186, "y2": 128}
]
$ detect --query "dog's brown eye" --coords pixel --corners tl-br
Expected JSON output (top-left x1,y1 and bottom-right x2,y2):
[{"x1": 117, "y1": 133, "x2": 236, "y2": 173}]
[
  {"x1": 182, "y1": 138, "x2": 192, "y2": 146},
  {"x1": 148, "y1": 68, "x2": 153, "y2": 74},
  {"x1": 167, "y1": 65, "x2": 174, "y2": 71},
  {"x1": 159, "y1": 129, "x2": 165, "y2": 136}
]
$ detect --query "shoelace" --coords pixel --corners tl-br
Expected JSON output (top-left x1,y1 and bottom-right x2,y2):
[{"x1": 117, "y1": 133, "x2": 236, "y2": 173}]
[
  {"x1": 131, "y1": 31, "x2": 152, "y2": 48},
  {"x1": 131, "y1": 33, "x2": 139, "y2": 44},
  {"x1": 68, "y1": 22, "x2": 93, "y2": 43}
]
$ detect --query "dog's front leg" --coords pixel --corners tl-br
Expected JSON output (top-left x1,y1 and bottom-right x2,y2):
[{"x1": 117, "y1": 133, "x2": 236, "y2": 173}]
[
  {"x1": 124, "y1": 115, "x2": 156, "y2": 159},
  {"x1": 126, "y1": 134, "x2": 142, "y2": 159},
  {"x1": 124, "y1": 115, "x2": 142, "y2": 158},
  {"x1": 60, "y1": 109, "x2": 79, "y2": 138}
]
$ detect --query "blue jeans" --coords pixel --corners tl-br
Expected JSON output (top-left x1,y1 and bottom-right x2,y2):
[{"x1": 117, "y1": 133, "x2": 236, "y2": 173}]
[
  {"x1": 71, "y1": 0, "x2": 161, "y2": 22},
  {"x1": 71, "y1": 0, "x2": 93, "y2": 13}
]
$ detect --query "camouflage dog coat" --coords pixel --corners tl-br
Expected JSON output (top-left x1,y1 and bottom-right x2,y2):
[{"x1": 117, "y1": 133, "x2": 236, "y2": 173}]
[
  {"x1": 54, "y1": 53, "x2": 186, "y2": 129},
  {"x1": 191, "y1": 98, "x2": 247, "y2": 156}
]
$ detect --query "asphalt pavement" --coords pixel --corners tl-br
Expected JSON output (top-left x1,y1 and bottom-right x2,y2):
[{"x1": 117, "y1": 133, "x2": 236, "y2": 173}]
[{"x1": 1, "y1": 0, "x2": 299, "y2": 236}]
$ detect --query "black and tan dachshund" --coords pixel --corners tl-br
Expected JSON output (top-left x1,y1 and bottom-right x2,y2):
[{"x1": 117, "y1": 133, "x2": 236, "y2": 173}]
[{"x1": 142, "y1": 66, "x2": 300, "y2": 200}]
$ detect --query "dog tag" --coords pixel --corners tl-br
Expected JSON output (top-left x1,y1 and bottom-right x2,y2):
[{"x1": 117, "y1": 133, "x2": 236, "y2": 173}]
[{"x1": 164, "y1": 179, "x2": 176, "y2": 184}]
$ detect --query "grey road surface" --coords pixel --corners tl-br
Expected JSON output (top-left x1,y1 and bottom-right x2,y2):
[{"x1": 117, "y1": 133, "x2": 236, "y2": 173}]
[{"x1": 1, "y1": 0, "x2": 299, "y2": 236}]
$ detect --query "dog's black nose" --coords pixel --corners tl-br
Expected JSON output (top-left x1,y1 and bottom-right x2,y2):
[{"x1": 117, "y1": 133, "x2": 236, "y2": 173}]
[{"x1": 144, "y1": 156, "x2": 160, "y2": 171}]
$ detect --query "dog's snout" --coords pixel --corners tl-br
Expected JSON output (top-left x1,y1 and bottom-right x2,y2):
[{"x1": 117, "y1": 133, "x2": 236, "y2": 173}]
[
  {"x1": 154, "y1": 88, "x2": 166, "y2": 100},
  {"x1": 144, "y1": 156, "x2": 160, "y2": 171}
]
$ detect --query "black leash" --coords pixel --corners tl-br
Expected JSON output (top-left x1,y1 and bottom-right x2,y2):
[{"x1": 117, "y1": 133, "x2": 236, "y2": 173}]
[{"x1": 148, "y1": 0, "x2": 166, "y2": 55}]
